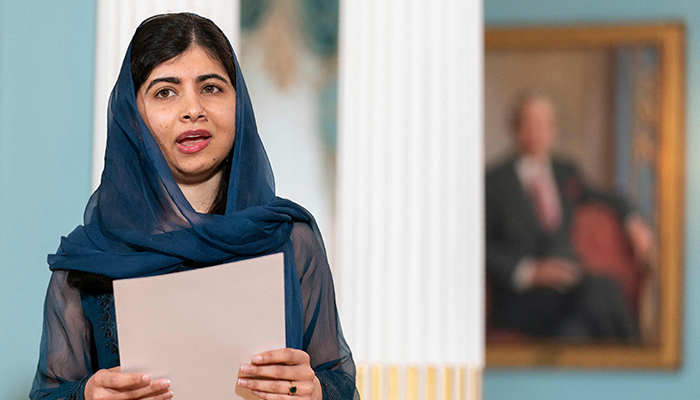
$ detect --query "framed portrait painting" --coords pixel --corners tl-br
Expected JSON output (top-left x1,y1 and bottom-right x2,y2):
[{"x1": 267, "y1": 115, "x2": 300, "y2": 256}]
[{"x1": 484, "y1": 23, "x2": 684, "y2": 369}]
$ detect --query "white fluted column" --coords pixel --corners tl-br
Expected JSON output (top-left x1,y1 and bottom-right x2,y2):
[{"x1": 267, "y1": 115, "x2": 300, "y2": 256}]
[
  {"x1": 92, "y1": 0, "x2": 239, "y2": 189},
  {"x1": 336, "y1": 0, "x2": 483, "y2": 399}
]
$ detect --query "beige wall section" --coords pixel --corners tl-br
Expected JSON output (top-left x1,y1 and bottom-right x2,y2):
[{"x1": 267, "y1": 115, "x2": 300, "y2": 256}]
[{"x1": 484, "y1": 49, "x2": 615, "y2": 189}]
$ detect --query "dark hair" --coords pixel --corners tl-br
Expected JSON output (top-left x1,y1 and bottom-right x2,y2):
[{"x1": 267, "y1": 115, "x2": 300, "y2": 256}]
[
  {"x1": 68, "y1": 14, "x2": 237, "y2": 295},
  {"x1": 131, "y1": 12, "x2": 236, "y2": 93},
  {"x1": 132, "y1": 12, "x2": 236, "y2": 215}
]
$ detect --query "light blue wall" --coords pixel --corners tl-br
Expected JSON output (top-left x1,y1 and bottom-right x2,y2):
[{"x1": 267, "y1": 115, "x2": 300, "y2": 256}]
[
  {"x1": 0, "y1": 0, "x2": 96, "y2": 398},
  {"x1": 484, "y1": 1, "x2": 700, "y2": 400}
]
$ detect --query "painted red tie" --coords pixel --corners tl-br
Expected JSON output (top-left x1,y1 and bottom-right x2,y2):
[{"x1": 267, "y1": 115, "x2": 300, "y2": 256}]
[{"x1": 529, "y1": 172, "x2": 562, "y2": 233}]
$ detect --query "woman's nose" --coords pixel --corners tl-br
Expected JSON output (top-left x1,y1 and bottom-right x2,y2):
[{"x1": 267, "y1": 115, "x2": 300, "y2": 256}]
[{"x1": 180, "y1": 93, "x2": 206, "y2": 122}]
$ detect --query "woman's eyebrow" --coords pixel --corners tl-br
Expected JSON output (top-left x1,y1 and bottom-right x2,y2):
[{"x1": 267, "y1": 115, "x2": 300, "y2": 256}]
[
  {"x1": 145, "y1": 77, "x2": 180, "y2": 93},
  {"x1": 196, "y1": 73, "x2": 229, "y2": 84}
]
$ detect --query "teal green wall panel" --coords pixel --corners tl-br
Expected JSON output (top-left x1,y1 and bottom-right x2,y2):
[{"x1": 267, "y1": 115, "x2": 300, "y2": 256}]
[{"x1": 0, "y1": 0, "x2": 96, "y2": 398}]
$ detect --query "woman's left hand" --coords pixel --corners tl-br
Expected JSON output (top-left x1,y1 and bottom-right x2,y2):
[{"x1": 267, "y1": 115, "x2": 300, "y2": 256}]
[{"x1": 238, "y1": 349, "x2": 322, "y2": 400}]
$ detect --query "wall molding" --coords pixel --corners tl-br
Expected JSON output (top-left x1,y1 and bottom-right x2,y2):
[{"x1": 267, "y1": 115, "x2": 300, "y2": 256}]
[
  {"x1": 356, "y1": 364, "x2": 482, "y2": 400},
  {"x1": 335, "y1": 0, "x2": 484, "y2": 377}
]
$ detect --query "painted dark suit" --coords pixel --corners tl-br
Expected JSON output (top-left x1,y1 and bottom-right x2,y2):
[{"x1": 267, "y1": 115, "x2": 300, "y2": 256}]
[{"x1": 485, "y1": 157, "x2": 638, "y2": 339}]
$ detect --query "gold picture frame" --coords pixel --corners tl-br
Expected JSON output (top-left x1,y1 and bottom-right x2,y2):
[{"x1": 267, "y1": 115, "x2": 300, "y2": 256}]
[{"x1": 485, "y1": 23, "x2": 685, "y2": 369}]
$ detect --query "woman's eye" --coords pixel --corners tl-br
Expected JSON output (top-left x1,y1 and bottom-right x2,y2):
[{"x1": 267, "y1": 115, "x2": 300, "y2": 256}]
[
  {"x1": 203, "y1": 85, "x2": 221, "y2": 94},
  {"x1": 155, "y1": 88, "x2": 174, "y2": 99}
]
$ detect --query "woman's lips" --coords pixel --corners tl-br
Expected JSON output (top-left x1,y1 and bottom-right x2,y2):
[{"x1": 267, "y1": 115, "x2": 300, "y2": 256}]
[{"x1": 177, "y1": 129, "x2": 211, "y2": 154}]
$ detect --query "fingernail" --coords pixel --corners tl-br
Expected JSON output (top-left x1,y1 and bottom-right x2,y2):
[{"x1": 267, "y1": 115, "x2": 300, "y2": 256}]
[
  {"x1": 161, "y1": 379, "x2": 171, "y2": 389},
  {"x1": 238, "y1": 378, "x2": 248, "y2": 386},
  {"x1": 241, "y1": 364, "x2": 254, "y2": 373},
  {"x1": 164, "y1": 390, "x2": 174, "y2": 399},
  {"x1": 253, "y1": 355, "x2": 263, "y2": 363},
  {"x1": 142, "y1": 374, "x2": 151, "y2": 383}
]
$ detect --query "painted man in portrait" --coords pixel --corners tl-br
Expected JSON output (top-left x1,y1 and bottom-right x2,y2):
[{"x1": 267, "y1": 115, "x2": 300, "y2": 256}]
[{"x1": 485, "y1": 93, "x2": 653, "y2": 340}]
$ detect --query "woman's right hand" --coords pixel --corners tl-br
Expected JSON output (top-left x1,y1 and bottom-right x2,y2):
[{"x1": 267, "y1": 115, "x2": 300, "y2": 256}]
[{"x1": 84, "y1": 367, "x2": 173, "y2": 400}]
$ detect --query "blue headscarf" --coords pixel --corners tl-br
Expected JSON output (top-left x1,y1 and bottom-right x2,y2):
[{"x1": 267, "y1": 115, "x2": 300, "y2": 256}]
[{"x1": 47, "y1": 15, "x2": 314, "y2": 349}]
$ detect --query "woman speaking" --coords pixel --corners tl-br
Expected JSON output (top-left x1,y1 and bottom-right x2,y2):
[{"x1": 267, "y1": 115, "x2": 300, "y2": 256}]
[{"x1": 30, "y1": 13, "x2": 356, "y2": 400}]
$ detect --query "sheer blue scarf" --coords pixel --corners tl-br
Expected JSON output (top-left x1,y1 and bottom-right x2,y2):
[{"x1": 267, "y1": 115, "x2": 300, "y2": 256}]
[{"x1": 47, "y1": 26, "x2": 314, "y2": 350}]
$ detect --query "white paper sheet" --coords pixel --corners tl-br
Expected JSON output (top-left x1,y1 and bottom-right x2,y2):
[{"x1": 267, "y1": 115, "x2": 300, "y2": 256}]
[{"x1": 113, "y1": 253, "x2": 286, "y2": 400}]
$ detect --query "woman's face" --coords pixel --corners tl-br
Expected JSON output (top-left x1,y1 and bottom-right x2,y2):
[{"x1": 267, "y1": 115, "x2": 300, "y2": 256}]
[{"x1": 136, "y1": 45, "x2": 236, "y2": 185}]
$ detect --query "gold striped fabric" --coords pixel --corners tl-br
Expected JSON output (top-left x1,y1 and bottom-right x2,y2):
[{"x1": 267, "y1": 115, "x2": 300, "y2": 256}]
[{"x1": 355, "y1": 364, "x2": 482, "y2": 400}]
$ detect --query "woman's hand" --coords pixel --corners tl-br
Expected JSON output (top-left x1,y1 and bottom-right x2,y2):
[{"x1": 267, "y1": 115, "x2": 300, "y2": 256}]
[
  {"x1": 238, "y1": 349, "x2": 322, "y2": 400},
  {"x1": 84, "y1": 366, "x2": 173, "y2": 400}
]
